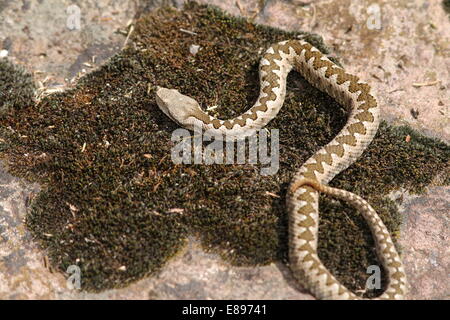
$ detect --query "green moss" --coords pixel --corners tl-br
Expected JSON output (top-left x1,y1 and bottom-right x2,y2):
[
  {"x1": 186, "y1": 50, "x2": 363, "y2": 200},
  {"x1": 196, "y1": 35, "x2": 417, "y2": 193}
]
[
  {"x1": 444, "y1": 0, "x2": 450, "y2": 15},
  {"x1": 0, "y1": 2, "x2": 448, "y2": 295},
  {"x1": 0, "y1": 58, "x2": 35, "y2": 113}
]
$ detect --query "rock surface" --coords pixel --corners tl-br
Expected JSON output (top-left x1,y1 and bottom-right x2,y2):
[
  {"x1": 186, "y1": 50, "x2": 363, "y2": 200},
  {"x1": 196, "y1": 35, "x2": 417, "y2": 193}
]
[{"x1": 0, "y1": 0, "x2": 448, "y2": 299}]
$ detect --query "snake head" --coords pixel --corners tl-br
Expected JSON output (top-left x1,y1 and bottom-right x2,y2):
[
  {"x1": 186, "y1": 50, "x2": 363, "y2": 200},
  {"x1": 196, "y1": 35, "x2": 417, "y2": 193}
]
[{"x1": 155, "y1": 87, "x2": 203, "y2": 127}]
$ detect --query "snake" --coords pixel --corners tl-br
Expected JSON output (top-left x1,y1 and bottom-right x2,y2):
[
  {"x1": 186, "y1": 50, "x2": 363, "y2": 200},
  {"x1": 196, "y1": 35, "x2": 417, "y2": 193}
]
[{"x1": 155, "y1": 39, "x2": 407, "y2": 299}]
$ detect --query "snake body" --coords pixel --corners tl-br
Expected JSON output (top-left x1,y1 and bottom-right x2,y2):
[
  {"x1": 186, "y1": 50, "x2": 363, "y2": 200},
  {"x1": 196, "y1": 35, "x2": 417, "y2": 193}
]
[{"x1": 155, "y1": 39, "x2": 407, "y2": 299}]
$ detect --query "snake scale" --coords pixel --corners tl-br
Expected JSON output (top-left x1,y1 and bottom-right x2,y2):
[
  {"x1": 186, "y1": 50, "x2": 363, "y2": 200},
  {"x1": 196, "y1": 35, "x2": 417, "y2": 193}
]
[{"x1": 155, "y1": 39, "x2": 407, "y2": 299}]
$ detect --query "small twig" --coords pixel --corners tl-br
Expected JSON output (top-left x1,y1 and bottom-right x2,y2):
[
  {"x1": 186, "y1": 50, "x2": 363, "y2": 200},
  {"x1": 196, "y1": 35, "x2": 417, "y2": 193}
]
[
  {"x1": 388, "y1": 88, "x2": 404, "y2": 94},
  {"x1": 179, "y1": 28, "x2": 197, "y2": 36},
  {"x1": 236, "y1": 0, "x2": 245, "y2": 15},
  {"x1": 265, "y1": 191, "x2": 280, "y2": 198},
  {"x1": 412, "y1": 80, "x2": 439, "y2": 87},
  {"x1": 206, "y1": 105, "x2": 218, "y2": 111},
  {"x1": 343, "y1": 211, "x2": 358, "y2": 229},
  {"x1": 123, "y1": 24, "x2": 134, "y2": 48}
]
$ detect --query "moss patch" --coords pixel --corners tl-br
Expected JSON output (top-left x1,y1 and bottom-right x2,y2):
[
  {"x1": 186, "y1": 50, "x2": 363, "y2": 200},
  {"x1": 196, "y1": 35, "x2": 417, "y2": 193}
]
[
  {"x1": 0, "y1": 2, "x2": 448, "y2": 295},
  {"x1": 444, "y1": 0, "x2": 450, "y2": 15},
  {"x1": 0, "y1": 58, "x2": 35, "y2": 113}
]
